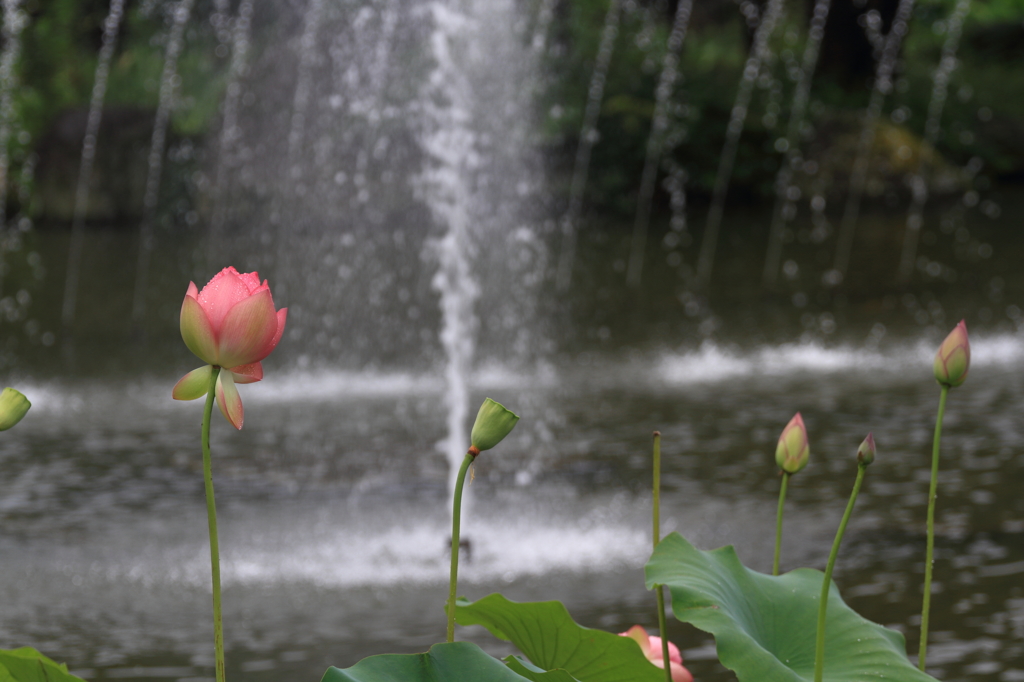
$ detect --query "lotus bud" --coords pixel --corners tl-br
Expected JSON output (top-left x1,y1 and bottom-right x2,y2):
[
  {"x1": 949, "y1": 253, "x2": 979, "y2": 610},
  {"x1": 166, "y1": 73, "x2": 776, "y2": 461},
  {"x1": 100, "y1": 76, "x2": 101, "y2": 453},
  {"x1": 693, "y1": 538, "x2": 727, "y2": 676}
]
[
  {"x1": 775, "y1": 412, "x2": 810, "y2": 474},
  {"x1": 857, "y1": 432, "x2": 876, "y2": 466},
  {"x1": 933, "y1": 320, "x2": 970, "y2": 388},
  {"x1": 0, "y1": 387, "x2": 30, "y2": 431},
  {"x1": 469, "y1": 398, "x2": 519, "y2": 456}
]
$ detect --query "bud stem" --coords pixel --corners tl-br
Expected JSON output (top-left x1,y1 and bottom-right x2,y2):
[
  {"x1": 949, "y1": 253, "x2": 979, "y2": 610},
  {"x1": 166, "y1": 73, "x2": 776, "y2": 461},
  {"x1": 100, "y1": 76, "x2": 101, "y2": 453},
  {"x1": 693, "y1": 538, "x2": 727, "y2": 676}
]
[
  {"x1": 446, "y1": 451, "x2": 475, "y2": 643},
  {"x1": 773, "y1": 472, "x2": 790, "y2": 576},
  {"x1": 919, "y1": 384, "x2": 949, "y2": 670},
  {"x1": 201, "y1": 366, "x2": 226, "y2": 682},
  {"x1": 814, "y1": 462, "x2": 868, "y2": 682},
  {"x1": 652, "y1": 432, "x2": 672, "y2": 682}
]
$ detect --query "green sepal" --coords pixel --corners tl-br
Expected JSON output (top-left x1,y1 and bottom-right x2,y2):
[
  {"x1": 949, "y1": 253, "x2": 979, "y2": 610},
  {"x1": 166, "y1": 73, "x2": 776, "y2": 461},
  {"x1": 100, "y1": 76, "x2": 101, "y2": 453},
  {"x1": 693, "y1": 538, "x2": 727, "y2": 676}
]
[
  {"x1": 470, "y1": 398, "x2": 519, "y2": 452},
  {"x1": 0, "y1": 648, "x2": 86, "y2": 682},
  {"x1": 0, "y1": 388, "x2": 30, "y2": 431}
]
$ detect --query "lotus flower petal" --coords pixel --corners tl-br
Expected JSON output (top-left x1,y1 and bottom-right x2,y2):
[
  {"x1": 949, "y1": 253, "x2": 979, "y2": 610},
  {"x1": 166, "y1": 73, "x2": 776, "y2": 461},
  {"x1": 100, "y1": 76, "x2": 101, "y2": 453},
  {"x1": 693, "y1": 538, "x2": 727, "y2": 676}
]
[
  {"x1": 653, "y1": 658, "x2": 694, "y2": 682},
  {"x1": 180, "y1": 294, "x2": 219, "y2": 365},
  {"x1": 619, "y1": 625, "x2": 652, "y2": 657},
  {"x1": 173, "y1": 365, "x2": 214, "y2": 400},
  {"x1": 648, "y1": 635, "x2": 683, "y2": 665},
  {"x1": 230, "y1": 362, "x2": 263, "y2": 384},
  {"x1": 216, "y1": 288, "x2": 279, "y2": 368},
  {"x1": 216, "y1": 371, "x2": 244, "y2": 430},
  {"x1": 269, "y1": 308, "x2": 288, "y2": 351},
  {"x1": 198, "y1": 267, "x2": 253, "y2": 329}
]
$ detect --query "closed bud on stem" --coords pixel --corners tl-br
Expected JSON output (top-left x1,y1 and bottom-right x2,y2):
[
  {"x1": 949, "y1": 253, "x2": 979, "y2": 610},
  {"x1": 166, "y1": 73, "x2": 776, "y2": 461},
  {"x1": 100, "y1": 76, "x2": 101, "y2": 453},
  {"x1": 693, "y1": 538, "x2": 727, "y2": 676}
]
[
  {"x1": 857, "y1": 432, "x2": 876, "y2": 466},
  {"x1": 775, "y1": 412, "x2": 810, "y2": 474},
  {"x1": 933, "y1": 320, "x2": 970, "y2": 388},
  {"x1": 0, "y1": 387, "x2": 30, "y2": 431},
  {"x1": 469, "y1": 398, "x2": 519, "y2": 453}
]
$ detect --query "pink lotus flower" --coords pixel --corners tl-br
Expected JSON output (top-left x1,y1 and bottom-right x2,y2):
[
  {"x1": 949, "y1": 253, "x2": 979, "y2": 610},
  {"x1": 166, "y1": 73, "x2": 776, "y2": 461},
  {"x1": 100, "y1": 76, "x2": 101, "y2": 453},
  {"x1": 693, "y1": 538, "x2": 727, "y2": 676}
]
[
  {"x1": 775, "y1": 412, "x2": 810, "y2": 474},
  {"x1": 933, "y1": 319, "x2": 970, "y2": 388},
  {"x1": 172, "y1": 267, "x2": 287, "y2": 429},
  {"x1": 620, "y1": 625, "x2": 693, "y2": 682}
]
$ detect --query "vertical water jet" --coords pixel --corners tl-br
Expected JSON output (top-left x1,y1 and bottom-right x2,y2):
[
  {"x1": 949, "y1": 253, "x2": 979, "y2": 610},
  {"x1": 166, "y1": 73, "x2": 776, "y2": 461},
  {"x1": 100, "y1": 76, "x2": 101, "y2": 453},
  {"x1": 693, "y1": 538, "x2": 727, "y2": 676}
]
[
  {"x1": 554, "y1": 0, "x2": 621, "y2": 292},
  {"x1": 207, "y1": 0, "x2": 255, "y2": 258},
  {"x1": 897, "y1": 0, "x2": 971, "y2": 284},
  {"x1": 694, "y1": 0, "x2": 785, "y2": 287},
  {"x1": 61, "y1": 0, "x2": 126, "y2": 332},
  {"x1": 0, "y1": 0, "x2": 25, "y2": 236},
  {"x1": 830, "y1": 0, "x2": 915, "y2": 284},
  {"x1": 625, "y1": 0, "x2": 694, "y2": 289},
  {"x1": 131, "y1": 0, "x2": 197, "y2": 325},
  {"x1": 761, "y1": 0, "x2": 832, "y2": 288}
]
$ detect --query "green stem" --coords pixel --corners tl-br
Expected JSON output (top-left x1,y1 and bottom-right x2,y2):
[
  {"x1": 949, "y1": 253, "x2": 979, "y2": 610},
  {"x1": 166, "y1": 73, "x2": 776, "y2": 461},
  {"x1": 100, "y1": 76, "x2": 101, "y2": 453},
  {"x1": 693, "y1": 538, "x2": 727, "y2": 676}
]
[
  {"x1": 814, "y1": 464, "x2": 867, "y2": 682},
  {"x1": 773, "y1": 472, "x2": 790, "y2": 576},
  {"x1": 201, "y1": 366, "x2": 225, "y2": 682},
  {"x1": 920, "y1": 385, "x2": 949, "y2": 671},
  {"x1": 652, "y1": 432, "x2": 671, "y2": 682},
  {"x1": 446, "y1": 451, "x2": 475, "y2": 643}
]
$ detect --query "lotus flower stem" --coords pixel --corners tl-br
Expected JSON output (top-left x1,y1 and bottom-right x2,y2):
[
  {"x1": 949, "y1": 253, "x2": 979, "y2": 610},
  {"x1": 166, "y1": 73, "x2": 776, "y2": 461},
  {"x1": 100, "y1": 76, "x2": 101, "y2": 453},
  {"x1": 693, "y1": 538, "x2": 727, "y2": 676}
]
[
  {"x1": 652, "y1": 431, "x2": 672, "y2": 682},
  {"x1": 201, "y1": 365, "x2": 226, "y2": 682},
  {"x1": 919, "y1": 384, "x2": 949, "y2": 670},
  {"x1": 773, "y1": 471, "x2": 790, "y2": 576},
  {"x1": 446, "y1": 451, "x2": 475, "y2": 643},
  {"x1": 814, "y1": 462, "x2": 867, "y2": 682}
]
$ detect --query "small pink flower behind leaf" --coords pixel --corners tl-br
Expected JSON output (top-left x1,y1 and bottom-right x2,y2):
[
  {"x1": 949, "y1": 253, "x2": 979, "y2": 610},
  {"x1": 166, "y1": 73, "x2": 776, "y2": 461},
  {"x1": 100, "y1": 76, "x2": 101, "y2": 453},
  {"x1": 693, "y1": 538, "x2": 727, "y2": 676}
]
[
  {"x1": 933, "y1": 320, "x2": 970, "y2": 388},
  {"x1": 173, "y1": 267, "x2": 287, "y2": 429},
  {"x1": 619, "y1": 626, "x2": 693, "y2": 682},
  {"x1": 775, "y1": 412, "x2": 810, "y2": 474}
]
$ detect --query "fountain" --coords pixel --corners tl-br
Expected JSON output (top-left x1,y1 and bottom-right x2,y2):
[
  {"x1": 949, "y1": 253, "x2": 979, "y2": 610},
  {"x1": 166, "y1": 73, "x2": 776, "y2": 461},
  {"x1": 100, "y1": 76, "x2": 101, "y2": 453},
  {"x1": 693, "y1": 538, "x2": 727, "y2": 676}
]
[{"x1": 0, "y1": 2, "x2": 1022, "y2": 681}]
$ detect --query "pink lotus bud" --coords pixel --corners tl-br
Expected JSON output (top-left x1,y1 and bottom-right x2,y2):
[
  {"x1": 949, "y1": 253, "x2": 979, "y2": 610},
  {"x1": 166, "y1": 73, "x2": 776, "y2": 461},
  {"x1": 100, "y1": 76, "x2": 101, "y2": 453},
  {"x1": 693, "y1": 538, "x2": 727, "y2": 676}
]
[
  {"x1": 172, "y1": 267, "x2": 287, "y2": 430},
  {"x1": 933, "y1": 320, "x2": 970, "y2": 388},
  {"x1": 619, "y1": 626, "x2": 693, "y2": 682},
  {"x1": 775, "y1": 412, "x2": 810, "y2": 474},
  {"x1": 857, "y1": 432, "x2": 875, "y2": 466}
]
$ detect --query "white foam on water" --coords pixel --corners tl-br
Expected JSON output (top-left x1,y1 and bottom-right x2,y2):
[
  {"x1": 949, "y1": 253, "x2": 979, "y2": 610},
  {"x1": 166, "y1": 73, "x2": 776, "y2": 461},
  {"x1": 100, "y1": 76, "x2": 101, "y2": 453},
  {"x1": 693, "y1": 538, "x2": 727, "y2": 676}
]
[
  {"x1": 104, "y1": 515, "x2": 647, "y2": 590},
  {"x1": 657, "y1": 332, "x2": 1024, "y2": 385}
]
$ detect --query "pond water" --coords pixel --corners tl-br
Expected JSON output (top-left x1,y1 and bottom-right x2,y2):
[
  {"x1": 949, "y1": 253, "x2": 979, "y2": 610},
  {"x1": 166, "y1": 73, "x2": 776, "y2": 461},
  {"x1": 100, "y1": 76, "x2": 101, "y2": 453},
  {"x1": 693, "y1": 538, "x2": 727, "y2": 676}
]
[{"x1": 0, "y1": 190, "x2": 1023, "y2": 682}]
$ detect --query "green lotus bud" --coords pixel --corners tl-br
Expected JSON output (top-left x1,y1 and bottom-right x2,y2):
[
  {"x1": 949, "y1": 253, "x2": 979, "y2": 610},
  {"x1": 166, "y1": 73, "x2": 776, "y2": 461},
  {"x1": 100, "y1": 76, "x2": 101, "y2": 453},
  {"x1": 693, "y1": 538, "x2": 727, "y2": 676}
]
[
  {"x1": 933, "y1": 320, "x2": 969, "y2": 388},
  {"x1": 775, "y1": 412, "x2": 809, "y2": 474},
  {"x1": 469, "y1": 398, "x2": 519, "y2": 455},
  {"x1": 857, "y1": 432, "x2": 875, "y2": 466},
  {"x1": 0, "y1": 387, "x2": 30, "y2": 431}
]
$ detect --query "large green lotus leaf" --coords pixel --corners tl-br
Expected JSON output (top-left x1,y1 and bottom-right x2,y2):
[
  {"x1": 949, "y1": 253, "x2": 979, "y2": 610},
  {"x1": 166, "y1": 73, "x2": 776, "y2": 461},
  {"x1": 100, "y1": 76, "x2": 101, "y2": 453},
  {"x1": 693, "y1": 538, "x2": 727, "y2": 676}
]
[
  {"x1": 0, "y1": 648, "x2": 85, "y2": 682},
  {"x1": 320, "y1": 642, "x2": 534, "y2": 682},
  {"x1": 504, "y1": 656, "x2": 581, "y2": 682},
  {"x1": 454, "y1": 594, "x2": 664, "y2": 682},
  {"x1": 645, "y1": 533, "x2": 939, "y2": 682}
]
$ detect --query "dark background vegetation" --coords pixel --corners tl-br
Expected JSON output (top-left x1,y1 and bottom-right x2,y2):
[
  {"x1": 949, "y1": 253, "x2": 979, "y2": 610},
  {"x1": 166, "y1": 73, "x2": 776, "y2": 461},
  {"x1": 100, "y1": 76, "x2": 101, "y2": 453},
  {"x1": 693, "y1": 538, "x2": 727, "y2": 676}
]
[{"x1": 5, "y1": 0, "x2": 1024, "y2": 224}]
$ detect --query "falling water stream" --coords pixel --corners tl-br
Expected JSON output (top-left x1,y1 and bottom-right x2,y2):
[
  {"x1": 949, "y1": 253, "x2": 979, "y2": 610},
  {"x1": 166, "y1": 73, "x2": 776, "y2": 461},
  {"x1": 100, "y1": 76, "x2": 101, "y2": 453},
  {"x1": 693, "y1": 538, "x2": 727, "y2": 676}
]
[
  {"x1": 131, "y1": 0, "x2": 196, "y2": 324},
  {"x1": 897, "y1": 0, "x2": 972, "y2": 284},
  {"x1": 554, "y1": 0, "x2": 621, "y2": 292},
  {"x1": 694, "y1": 0, "x2": 785, "y2": 286},
  {"x1": 625, "y1": 0, "x2": 694, "y2": 289},
  {"x1": 59, "y1": 0, "x2": 126, "y2": 331},
  {"x1": 761, "y1": 0, "x2": 832, "y2": 288},
  {"x1": 830, "y1": 0, "x2": 916, "y2": 283}
]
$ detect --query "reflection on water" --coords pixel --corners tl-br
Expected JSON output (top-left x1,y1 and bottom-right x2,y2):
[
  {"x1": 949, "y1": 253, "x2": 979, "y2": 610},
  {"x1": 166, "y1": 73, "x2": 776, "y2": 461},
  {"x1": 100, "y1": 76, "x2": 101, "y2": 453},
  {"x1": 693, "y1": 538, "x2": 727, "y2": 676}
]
[
  {"x1": 0, "y1": 190, "x2": 1022, "y2": 681},
  {"x1": 2, "y1": 324, "x2": 1024, "y2": 680}
]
